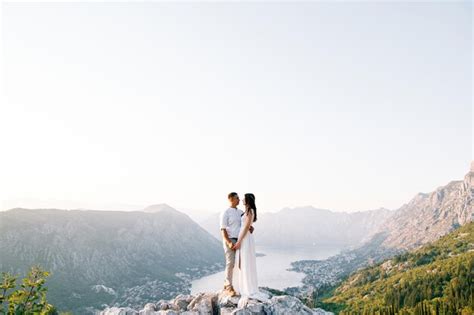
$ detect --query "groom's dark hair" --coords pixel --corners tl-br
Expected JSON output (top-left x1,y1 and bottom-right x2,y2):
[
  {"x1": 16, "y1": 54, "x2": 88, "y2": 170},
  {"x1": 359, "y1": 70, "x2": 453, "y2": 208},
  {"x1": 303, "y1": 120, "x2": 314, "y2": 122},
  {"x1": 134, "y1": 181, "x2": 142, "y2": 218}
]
[{"x1": 228, "y1": 192, "x2": 238, "y2": 199}]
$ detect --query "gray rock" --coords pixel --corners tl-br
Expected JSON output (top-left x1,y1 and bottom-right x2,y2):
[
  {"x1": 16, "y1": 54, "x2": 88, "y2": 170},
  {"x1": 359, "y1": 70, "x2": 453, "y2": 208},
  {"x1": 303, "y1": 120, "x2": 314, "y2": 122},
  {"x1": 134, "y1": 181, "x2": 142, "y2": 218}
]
[
  {"x1": 173, "y1": 294, "x2": 194, "y2": 311},
  {"x1": 138, "y1": 303, "x2": 157, "y2": 315},
  {"x1": 156, "y1": 300, "x2": 170, "y2": 311},
  {"x1": 100, "y1": 291, "x2": 333, "y2": 315},
  {"x1": 230, "y1": 308, "x2": 252, "y2": 315},
  {"x1": 187, "y1": 292, "x2": 218, "y2": 315},
  {"x1": 155, "y1": 300, "x2": 180, "y2": 312},
  {"x1": 144, "y1": 303, "x2": 156, "y2": 311},
  {"x1": 219, "y1": 307, "x2": 235, "y2": 315},
  {"x1": 244, "y1": 300, "x2": 265, "y2": 314},
  {"x1": 266, "y1": 295, "x2": 314, "y2": 315},
  {"x1": 217, "y1": 291, "x2": 240, "y2": 308},
  {"x1": 313, "y1": 308, "x2": 334, "y2": 315},
  {"x1": 99, "y1": 307, "x2": 139, "y2": 315}
]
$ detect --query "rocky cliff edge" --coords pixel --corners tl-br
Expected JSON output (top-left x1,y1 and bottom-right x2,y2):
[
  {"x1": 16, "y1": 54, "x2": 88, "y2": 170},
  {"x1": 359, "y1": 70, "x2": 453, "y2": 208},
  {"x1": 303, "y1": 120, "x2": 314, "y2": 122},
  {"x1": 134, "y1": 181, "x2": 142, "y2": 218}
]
[{"x1": 99, "y1": 289, "x2": 333, "y2": 315}]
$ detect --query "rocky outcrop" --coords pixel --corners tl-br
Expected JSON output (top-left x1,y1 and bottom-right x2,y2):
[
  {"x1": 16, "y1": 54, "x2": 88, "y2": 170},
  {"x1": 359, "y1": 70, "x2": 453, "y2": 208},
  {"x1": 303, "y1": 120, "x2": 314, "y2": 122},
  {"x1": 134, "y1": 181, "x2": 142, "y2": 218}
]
[{"x1": 99, "y1": 290, "x2": 333, "y2": 315}]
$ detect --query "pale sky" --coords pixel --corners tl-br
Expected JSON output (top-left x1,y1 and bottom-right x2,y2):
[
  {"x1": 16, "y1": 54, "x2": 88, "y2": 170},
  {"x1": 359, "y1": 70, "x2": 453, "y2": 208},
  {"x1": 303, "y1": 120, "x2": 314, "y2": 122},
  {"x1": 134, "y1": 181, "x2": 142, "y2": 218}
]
[{"x1": 0, "y1": 1, "x2": 472, "y2": 214}]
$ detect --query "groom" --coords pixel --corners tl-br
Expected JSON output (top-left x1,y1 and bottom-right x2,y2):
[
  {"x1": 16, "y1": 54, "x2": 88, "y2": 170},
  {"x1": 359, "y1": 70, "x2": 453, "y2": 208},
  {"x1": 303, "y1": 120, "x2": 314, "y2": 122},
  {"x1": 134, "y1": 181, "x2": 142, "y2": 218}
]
[{"x1": 219, "y1": 192, "x2": 254, "y2": 296}]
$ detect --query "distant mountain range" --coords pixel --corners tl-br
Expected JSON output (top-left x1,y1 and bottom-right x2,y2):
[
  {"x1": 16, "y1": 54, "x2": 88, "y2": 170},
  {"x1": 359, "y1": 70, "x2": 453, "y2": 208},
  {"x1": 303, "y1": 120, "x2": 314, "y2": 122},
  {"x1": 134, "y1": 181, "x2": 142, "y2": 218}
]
[
  {"x1": 287, "y1": 162, "x2": 474, "y2": 297},
  {"x1": 199, "y1": 206, "x2": 394, "y2": 249},
  {"x1": 200, "y1": 163, "x2": 472, "y2": 252},
  {"x1": 0, "y1": 205, "x2": 224, "y2": 314},
  {"x1": 2, "y1": 163, "x2": 472, "y2": 314},
  {"x1": 256, "y1": 207, "x2": 394, "y2": 248}
]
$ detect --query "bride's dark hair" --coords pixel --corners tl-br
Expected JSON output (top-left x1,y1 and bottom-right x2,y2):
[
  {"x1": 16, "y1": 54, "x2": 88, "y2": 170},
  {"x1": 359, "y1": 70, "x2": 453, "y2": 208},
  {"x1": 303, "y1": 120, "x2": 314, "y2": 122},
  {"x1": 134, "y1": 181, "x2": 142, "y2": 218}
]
[{"x1": 244, "y1": 193, "x2": 257, "y2": 222}]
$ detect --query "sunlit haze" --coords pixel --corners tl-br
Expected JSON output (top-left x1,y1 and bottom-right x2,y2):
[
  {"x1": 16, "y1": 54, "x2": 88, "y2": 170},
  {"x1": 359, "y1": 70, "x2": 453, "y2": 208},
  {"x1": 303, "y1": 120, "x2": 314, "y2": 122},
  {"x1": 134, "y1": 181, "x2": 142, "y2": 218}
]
[{"x1": 0, "y1": 1, "x2": 472, "y2": 214}]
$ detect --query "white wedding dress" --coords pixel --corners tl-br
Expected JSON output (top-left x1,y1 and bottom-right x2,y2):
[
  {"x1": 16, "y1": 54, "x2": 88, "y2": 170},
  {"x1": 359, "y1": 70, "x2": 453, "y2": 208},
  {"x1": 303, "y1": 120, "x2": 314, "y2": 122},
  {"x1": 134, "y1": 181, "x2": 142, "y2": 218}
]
[{"x1": 232, "y1": 209, "x2": 270, "y2": 308}]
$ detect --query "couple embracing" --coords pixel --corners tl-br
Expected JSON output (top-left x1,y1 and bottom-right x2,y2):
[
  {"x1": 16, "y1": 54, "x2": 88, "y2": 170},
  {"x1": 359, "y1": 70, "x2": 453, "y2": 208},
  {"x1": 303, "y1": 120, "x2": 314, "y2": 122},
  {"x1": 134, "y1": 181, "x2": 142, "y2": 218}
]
[{"x1": 219, "y1": 192, "x2": 269, "y2": 308}]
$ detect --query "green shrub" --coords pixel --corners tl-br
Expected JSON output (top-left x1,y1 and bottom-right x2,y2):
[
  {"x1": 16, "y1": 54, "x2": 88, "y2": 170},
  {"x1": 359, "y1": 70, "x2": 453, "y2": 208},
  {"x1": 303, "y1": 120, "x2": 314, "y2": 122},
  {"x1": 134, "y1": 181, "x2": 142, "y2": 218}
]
[{"x1": 0, "y1": 265, "x2": 57, "y2": 315}]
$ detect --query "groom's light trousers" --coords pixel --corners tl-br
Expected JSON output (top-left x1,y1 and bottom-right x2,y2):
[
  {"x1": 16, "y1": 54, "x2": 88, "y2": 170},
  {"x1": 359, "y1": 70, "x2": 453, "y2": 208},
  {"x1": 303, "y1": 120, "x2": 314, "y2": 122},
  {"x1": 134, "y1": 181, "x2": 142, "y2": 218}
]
[{"x1": 223, "y1": 238, "x2": 238, "y2": 288}]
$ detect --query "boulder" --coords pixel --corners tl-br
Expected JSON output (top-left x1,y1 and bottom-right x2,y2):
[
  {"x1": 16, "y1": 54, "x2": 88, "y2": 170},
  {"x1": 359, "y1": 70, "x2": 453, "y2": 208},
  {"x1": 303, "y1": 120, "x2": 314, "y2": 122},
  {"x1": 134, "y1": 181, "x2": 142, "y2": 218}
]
[
  {"x1": 265, "y1": 295, "x2": 315, "y2": 315},
  {"x1": 219, "y1": 306, "x2": 235, "y2": 315},
  {"x1": 186, "y1": 292, "x2": 219, "y2": 315},
  {"x1": 156, "y1": 300, "x2": 180, "y2": 311},
  {"x1": 230, "y1": 308, "x2": 253, "y2": 315},
  {"x1": 173, "y1": 294, "x2": 194, "y2": 311},
  {"x1": 138, "y1": 303, "x2": 157, "y2": 315},
  {"x1": 217, "y1": 291, "x2": 240, "y2": 308},
  {"x1": 244, "y1": 300, "x2": 265, "y2": 314}
]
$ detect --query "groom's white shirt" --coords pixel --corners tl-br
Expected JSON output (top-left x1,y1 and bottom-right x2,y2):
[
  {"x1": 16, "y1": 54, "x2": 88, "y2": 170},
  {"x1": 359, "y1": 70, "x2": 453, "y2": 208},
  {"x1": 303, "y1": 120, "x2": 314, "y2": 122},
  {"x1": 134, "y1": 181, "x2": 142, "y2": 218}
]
[{"x1": 220, "y1": 207, "x2": 244, "y2": 240}]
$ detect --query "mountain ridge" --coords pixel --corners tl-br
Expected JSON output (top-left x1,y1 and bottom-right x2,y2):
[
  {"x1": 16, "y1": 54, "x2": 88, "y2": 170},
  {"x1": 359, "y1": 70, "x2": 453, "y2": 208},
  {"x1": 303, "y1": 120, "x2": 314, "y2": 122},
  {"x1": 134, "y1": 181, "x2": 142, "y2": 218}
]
[
  {"x1": 286, "y1": 162, "x2": 473, "y2": 299},
  {"x1": 321, "y1": 221, "x2": 474, "y2": 314},
  {"x1": 0, "y1": 205, "x2": 224, "y2": 314},
  {"x1": 374, "y1": 165, "x2": 473, "y2": 250}
]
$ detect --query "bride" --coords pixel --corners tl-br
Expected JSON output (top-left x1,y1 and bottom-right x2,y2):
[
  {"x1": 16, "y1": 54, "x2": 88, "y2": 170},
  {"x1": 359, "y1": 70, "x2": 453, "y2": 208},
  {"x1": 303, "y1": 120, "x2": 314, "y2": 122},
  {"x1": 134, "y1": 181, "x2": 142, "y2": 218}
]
[{"x1": 231, "y1": 193, "x2": 270, "y2": 308}]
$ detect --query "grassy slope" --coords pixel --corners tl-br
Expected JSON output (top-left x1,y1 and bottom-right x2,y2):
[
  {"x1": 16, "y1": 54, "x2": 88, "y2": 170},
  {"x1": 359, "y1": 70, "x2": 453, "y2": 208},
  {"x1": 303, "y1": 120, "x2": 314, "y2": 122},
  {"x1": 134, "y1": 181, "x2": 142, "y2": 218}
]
[{"x1": 323, "y1": 222, "x2": 474, "y2": 314}]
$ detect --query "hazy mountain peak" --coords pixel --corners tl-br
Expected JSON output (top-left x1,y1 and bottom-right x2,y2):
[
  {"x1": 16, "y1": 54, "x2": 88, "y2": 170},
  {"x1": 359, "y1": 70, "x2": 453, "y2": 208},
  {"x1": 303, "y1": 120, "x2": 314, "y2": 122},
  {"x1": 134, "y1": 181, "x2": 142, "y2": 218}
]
[
  {"x1": 142, "y1": 203, "x2": 178, "y2": 213},
  {"x1": 278, "y1": 206, "x2": 333, "y2": 214},
  {"x1": 464, "y1": 161, "x2": 474, "y2": 191},
  {"x1": 349, "y1": 207, "x2": 393, "y2": 215}
]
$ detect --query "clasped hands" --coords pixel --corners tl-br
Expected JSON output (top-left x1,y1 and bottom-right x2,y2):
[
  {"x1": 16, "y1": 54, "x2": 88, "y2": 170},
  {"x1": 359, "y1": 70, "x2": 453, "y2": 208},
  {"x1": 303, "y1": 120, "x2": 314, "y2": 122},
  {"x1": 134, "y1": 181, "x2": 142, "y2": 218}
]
[{"x1": 227, "y1": 226, "x2": 254, "y2": 251}]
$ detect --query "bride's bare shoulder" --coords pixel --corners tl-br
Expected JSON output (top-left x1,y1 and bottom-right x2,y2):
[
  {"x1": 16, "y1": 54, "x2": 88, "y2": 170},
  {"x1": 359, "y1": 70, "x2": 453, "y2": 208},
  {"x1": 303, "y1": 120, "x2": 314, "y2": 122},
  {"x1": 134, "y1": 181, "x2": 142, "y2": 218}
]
[{"x1": 244, "y1": 209, "x2": 255, "y2": 218}]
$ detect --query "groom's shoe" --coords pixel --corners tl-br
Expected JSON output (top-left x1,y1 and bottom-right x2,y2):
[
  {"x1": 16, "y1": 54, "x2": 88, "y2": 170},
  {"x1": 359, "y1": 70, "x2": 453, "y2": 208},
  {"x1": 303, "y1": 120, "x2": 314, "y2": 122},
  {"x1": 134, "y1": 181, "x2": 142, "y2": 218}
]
[{"x1": 224, "y1": 285, "x2": 237, "y2": 297}]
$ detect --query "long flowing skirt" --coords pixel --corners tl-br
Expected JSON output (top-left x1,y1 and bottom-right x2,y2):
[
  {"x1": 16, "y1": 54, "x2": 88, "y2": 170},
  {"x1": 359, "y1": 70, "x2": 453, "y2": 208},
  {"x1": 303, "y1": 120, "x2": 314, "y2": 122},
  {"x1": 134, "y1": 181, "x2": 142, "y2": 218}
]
[{"x1": 232, "y1": 232, "x2": 270, "y2": 308}]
